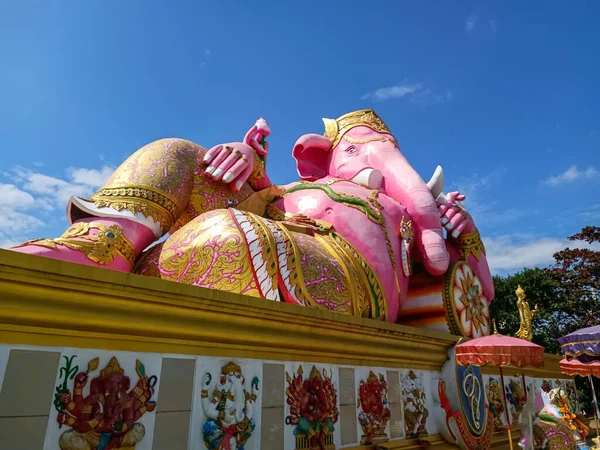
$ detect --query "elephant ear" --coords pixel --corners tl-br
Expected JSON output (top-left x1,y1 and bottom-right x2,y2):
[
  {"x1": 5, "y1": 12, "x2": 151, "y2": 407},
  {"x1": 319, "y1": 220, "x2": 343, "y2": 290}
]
[{"x1": 292, "y1": 134, "x2": 333, "y2": 181}]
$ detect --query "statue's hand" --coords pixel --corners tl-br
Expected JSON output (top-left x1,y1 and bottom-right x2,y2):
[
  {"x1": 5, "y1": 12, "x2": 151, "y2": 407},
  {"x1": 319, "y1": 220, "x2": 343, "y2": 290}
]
[
  {"x1": 57, "y1": 412, "x2": 71, "y2": 425},
  {"x1": 59, "y1": 391, "x2": 72, "y2": 405},
  {"x1": 203, "y1": 142, "x2": 256, "y2": 192},
  {"x1": 73, "y1": 372, "x2": 89, "y2": 389},
  {"x1": 437, "y1": 191, "x2": 475, "y2": 238}
]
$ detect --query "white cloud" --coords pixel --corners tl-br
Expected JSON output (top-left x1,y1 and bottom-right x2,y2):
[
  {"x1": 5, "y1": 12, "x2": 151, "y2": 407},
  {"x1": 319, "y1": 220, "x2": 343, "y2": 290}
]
[
  {"x1": 361, "y1": 82, "x2": 454, "y2": 105},
  {"x1": 0, "y1": 165, "x2": 114, "y2": 248},
  {"x1": 465, "y1": 14, "x2": 477, "y2": 32},
  {"x1": 545, "y1": 165, "x2": 598, "y2": 186},
  {"x1": 410, "y1": 89, "x2": 455, "y2": 106},
  {"x1": 484, "y1": 234, "x2": 600, "y2": 275},
  {"x1": 0, "y1": 184, "x2": 36, "y2": 209},
  {"x1": 361, "y1": 83, "x2": 424, "y2": 101},
  {"x1": 68, "y1": 167, "x2": 114, "y2": 188}
]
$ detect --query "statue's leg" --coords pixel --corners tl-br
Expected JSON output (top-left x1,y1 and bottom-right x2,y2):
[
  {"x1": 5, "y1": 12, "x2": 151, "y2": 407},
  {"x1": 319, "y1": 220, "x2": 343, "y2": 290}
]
[
  {"x1": 10, "y1": 139, "x2": 253, "y2": 272},
  {"x1": 146, "y1": 208, "x2": 384, "y2": 319},
  {"x1": 58, "y1": 430, "x2": 92, "y2": 450}
]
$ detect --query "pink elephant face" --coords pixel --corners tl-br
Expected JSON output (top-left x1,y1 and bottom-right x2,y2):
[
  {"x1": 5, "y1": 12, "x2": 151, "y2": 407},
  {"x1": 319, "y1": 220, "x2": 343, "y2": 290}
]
[
  {"x1": 328, "y1": 127, "x2": 399, "y2": 180},
  {"x1": 292, "y1": 123, "x2": 450, "y2": 276},
  {"x1": 292, "y1": 126, "x2": 398, "y2": 182}
]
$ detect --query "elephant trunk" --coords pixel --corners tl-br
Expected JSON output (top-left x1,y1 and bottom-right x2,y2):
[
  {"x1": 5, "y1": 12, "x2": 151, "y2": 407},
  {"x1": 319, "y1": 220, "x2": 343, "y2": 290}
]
[{"x1": 370, "y1": 149, "x2": 449, "y2": 276}]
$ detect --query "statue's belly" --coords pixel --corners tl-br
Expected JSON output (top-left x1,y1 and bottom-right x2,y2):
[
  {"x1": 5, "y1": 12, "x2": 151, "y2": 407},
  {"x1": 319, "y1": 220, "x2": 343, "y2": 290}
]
[{"x1": 273, "y1": 188, "x2": 409, "y2": 321}]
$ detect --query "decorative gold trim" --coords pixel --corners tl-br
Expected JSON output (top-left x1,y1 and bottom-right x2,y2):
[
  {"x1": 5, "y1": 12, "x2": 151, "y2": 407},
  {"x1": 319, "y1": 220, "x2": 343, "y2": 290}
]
[
  {"x1": 19, "y1": 222, "x2": 136, "y2": 268},
  {"x1": 91, "y1": 185, "x2": 182, "y2": 232},
  {"x1": 322, "y1": 109, "x2": 392, "y2": 149},
  {"x1": 449, "y1": 229, "x2": 486, "y2": 261},
  {"x1": 343, "y1": 135, "x2": 394, "y2": 145}
]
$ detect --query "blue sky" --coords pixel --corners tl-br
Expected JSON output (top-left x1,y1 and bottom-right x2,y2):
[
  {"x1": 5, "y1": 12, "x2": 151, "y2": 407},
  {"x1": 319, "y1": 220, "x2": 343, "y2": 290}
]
[{"x1": 0, "y1": 1, "x2": 598, "y2": 275}]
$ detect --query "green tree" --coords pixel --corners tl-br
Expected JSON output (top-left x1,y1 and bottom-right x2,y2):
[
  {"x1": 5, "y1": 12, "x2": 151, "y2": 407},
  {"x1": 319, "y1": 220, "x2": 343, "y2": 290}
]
[{"x1": 545, "y1": 226, "x2": 600, "y2": 333}]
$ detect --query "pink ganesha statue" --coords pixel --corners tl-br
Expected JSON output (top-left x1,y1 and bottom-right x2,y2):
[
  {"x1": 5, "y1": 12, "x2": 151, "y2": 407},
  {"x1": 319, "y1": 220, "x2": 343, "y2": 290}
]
[{"x1": 11, "y1": 109, "x2": 494, "y2": 338}]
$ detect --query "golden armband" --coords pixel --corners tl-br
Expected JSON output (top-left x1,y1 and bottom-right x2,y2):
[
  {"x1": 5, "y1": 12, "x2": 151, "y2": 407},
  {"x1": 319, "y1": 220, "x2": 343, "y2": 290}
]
[{"x1": 449, "y1": 229, "x2": 486, "y2": 261}]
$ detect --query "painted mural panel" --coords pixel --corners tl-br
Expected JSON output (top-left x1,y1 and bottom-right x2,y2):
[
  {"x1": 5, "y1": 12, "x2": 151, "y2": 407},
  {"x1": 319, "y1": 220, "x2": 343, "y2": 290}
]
[
  {"x1": 401, "y1": 369, "x2": 429, "y2": 438},
  {"x1": 503, "y1": 375, "x2": 526, "y2": 426},
  {"x1": 43, "y1": 349, "x2": 162, "y2": 450},
  {"x1": 284, "y1": 362, "x2": 340, "y2": 450},
  {"x1": 190, "y1": 357, "x2": 262, "y2": 450},
  {"x1": 484, "y1": 375, "x2": 507, "y2": 430},
  {"x1": 354, "y1": 367, "x2": 391, "y2": 445}
]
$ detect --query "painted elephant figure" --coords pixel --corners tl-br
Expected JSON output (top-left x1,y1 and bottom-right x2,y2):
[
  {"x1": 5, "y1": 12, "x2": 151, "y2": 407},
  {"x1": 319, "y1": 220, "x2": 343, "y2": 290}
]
[
  {"x1": 520, "y1": 387, "x2": 589, "y2": 450},
  {"x1": 201, "y1": 362, "x2": 258, "y2": 450},
  {"x1": 11, "y1": 109, "x2": 494, "y2": 336}
]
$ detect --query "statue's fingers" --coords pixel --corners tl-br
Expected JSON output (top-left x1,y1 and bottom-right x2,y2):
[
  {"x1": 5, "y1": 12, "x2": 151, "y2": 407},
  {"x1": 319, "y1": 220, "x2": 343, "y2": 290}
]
[
  {"x1": 450, "y1": 221, "x2": 468, "y2": 238},
  {"x1": 441, "y1": 206, "x2": 459, "y2": 225},
  {"x1": 213, "y1": 148, "x2": 243, "y2": 180},
  {"x1": 445, "y1": 213, "x2": 464, "y2": 232},
  {"x1": 229, "y1": 157, "x2": 252, "y2": 192},
  {"x1": 205, "y1": 146, "x2": 232, "y2": 175},
  {"x1": 222, "y1": 155, "x2": 248, "y2": 184},
  {"x1": 203, "y1": 145, "x2": 223, "y2": 164},
  {"x1": 438, "y1": 203, "x2": 451, "y2": 216}
]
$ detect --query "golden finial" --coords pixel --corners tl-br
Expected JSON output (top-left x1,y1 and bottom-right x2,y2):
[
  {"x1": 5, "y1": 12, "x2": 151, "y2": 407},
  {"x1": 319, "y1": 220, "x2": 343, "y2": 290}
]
[
  {"x1": 492, "y1": 319, "x2": 499, "y2": 334},
  {"x1": 322, "y1": 109, "x2": 392, "y2": 149}
]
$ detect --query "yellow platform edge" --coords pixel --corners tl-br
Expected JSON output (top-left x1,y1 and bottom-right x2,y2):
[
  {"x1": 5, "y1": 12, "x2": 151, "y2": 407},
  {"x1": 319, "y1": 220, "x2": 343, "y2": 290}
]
[{"x1": 0, "y1": 249, "x2": 566, "y2": 377}]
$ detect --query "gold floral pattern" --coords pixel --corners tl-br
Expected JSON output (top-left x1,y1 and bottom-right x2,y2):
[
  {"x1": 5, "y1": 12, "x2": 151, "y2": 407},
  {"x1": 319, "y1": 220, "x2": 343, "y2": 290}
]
[
  {"x1": 157, "y1": 210, "x2": 259, "y2": 296},
  {"x1": 443, "y1": 261, "x2": 490, "y2": 338}
]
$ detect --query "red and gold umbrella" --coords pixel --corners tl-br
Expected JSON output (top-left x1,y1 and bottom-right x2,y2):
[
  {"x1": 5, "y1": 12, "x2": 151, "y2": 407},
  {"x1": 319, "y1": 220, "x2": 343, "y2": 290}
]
[{"x1": 455, "y1": 323, "x2": 545, "y2": 450}]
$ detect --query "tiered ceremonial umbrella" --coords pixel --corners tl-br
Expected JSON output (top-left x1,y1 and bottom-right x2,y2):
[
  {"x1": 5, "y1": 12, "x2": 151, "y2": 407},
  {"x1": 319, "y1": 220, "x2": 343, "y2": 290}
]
[
  {"x1": 558, "y1": 325, "x2": 600, "y2": 445},
  {"x1": 456, "y1": 324, "x2": 545, "y2": 450}
]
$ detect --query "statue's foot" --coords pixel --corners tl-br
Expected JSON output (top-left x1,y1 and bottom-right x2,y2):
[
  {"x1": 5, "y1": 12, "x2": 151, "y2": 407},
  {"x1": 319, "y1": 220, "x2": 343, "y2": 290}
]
[
  {"x1": 10, "y1": 218, "x2": 156, "y2": 273},
  {"x1": 12, "y1": 241, "x2": 135, "y2": 271}
]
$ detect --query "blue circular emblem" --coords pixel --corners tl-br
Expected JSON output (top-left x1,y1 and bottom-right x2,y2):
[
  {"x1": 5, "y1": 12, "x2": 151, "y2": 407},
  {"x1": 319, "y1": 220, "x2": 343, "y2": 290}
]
[{"x1": 456, "y1": 364, "x2": 486, "y2": 437}]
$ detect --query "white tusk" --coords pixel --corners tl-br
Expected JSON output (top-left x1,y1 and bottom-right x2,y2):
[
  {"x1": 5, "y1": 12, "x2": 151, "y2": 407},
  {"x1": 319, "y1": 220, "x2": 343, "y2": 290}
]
[
  {"x1": 427, "y1": 165, "x2": 445, "y2": 199},
  {"x1": 351, "y1": 168, "x2": 383, "y2": 189}
]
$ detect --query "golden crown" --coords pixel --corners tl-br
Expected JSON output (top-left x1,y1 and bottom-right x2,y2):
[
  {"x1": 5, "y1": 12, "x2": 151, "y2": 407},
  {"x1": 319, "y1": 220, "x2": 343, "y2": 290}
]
[
  {"x1": 221, "y1": 361, "x2": 242, "y2": 375},
  {"x1": 100, "y1": 356, "x2": 124, "y2": 377},
  {"x1": 322, "y1": 109, "x2": 392, "y2": 149}
]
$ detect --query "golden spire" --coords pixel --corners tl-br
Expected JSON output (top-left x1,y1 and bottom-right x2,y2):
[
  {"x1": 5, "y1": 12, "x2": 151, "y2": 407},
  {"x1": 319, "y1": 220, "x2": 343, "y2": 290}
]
[
  {"x1": 492, "y1": 319, "x2": 499, "y2": 335},
  {"x1": 322, "y1": 109, "x2": 392, "y2": 149}
]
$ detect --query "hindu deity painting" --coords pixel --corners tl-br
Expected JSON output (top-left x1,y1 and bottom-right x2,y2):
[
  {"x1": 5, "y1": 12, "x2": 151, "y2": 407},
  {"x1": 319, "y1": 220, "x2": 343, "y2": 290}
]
[
  {"x1": 485, "y1": 376, "x2": 505, "y2": 430},
  {"x1": 401, "y1": 370, "x2": 429, "y2": 438},
  {"x1": 43, "y1": 350, "x2": 161, "y2": 450},
  {"x1": 504, "y1": 377, "x2": 526, "y2": 425},
  {"x1": 285, "y1": 364, "x2": 340, "y2": 450},
  {"x1": 356, "y1": 369, "x2": 391, "y2": 445},
  {"x1": 191, "y1": 358, "x2": 262, "y2": 450}
]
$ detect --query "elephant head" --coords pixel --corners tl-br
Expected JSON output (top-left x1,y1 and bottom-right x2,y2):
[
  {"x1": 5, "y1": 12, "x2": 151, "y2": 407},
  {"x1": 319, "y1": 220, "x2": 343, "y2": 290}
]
[{"x1": 292, "y1": 109, "x2": 449, "y2": 276}]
